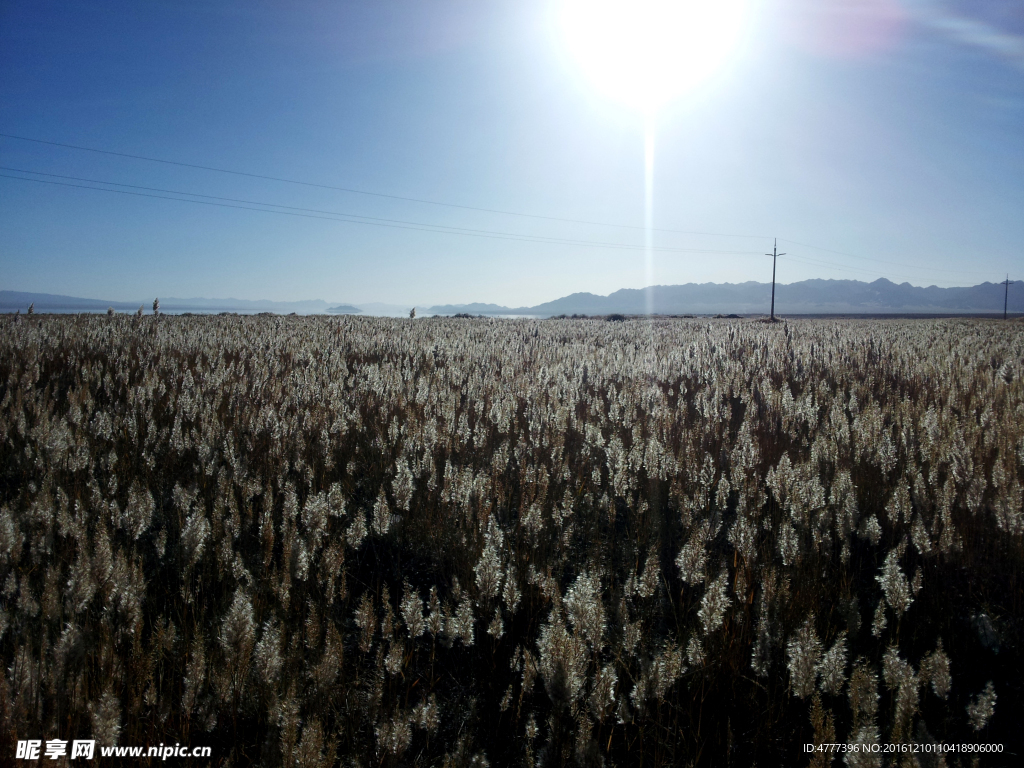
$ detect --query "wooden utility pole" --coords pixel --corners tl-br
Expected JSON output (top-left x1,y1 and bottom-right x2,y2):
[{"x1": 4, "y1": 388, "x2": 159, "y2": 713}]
[
  {"x1": 1001, "y1": 275, "x2": 1015, "y2": 320},
  {"x1": 766, "y1": 239, "x2": 786, "y2": 321}
]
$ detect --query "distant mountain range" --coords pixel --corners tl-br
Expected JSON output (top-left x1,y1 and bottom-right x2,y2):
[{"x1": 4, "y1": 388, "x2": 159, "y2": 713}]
[
  {"x1": 3, "y1": 279, "x2": 1020, "y2": 317},
  {"x1": 428, "y1": 279, "x2": 1022, "y2": 316},
  {"x1": 0, "y1": 291, "x2": 337, "y2": 314}
]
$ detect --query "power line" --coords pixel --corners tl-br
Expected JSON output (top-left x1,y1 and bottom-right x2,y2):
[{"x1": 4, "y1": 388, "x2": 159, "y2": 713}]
[
  {"x1": 0, "y1": 134, "x2": 1001, "y2": 284},
  {"x1": 3, "y1": 166, "x2": 752, "y2": 252},
  {"x1": 0, "y1": 171, "x2": 767, "y2": 256},
  {"x1": 1, "y1": 134, "x2": 998, "y2": 282},
  {"x1": 3, "y1": 166, "x2": 639, "y2": 244},
  {"x1": 0, "y1": 132, "x2": 767, "y2": 240},
  {"x1": 0, "y1": 168, "x2": 993, "y2": 284}
]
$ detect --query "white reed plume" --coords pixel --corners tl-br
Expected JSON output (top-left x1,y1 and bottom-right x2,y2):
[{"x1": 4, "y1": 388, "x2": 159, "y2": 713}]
[
  {"x1": 536, "y1": 607, "x2": 587, "y2": 707},
  {"x1": 652, "y1": 642, "x2": 685, "y2": 700},
  {"x1": 910, "y1": 514, "x2": 933, "y2": 556},
  {"x1": 622, "y1": 613, "x2": 642, "y2": 657},
  {"x1": 630, "y1": 669, "x2": 654, "y2": 715},
  {"x1": 253, "y1": 619, "x2": 284, "y2": 684},
  {"x1": 89, "y1": 688, "x2": 122, "y2": 746},
  {"x1": 676, "y1": 519, "x2": 714, "y2": 584},
  {"x1": 181, "y1": 510, "x2": 211, "y2": 567},
  {"x1": 875, "y1": 549, "x2": 913, "y2": 617},
  {"x1": 521, "y1": 503, "x2": 544, "y2": 536},
  {"x1": 52, "y1": 622, "x2": 82, "y2": 678},
  {"x1": 847, "y1": 659, "x2": 879, "y2": 736},
  {"x1": 448, "y1": 595, "x2": 475, "y2": 646},
  {"x1": 346, "y1": 511, "x2": 368, "y2": 549},
  {"x1": 919, "y1": 640, "x2": 951, "y2": 699},
  {"x1": 502, "y1": 565, "x2": 521, "y2": 614},
  {"x1": 525, "y1": 712, "x2": 538, "y2": 740},
  {"x1": 564, "y1": 570, "x2": 605, "y2": 650},
  {"x1": 301, "y1": 491, "x2": 330, "y2": 548},
  {"x1": 122, "y1": 482, "x2": 154, "y2": 540},
  {"x1": 786, "y1": 615, "x2": 822, "y2": 699},
  {"x1": 728, "y1": 514, "x2": 757, "y2": 563},
  {"x1": 687, "y1": 634, "x2": 705, "y2": 668},
  {"x1": 487, "y1": 608, "x2": 505, "y2": 640},
  {"x1": 844, "y1": 724, "x2": 882, "y2": 768},
  {"x1": 294, "y1": 718, "x2": 329, "y2": 768},
  {"x1": 412, "y1": 693, "x2": 440, "y2": 733},
  {"x1": 384, "y1": 642, "x2": 404, "y2": 675},
  {"x1": 589, "y1": 663, "x2": 617, "y2": 722},
  {"x1": 966, "y1": 681, "x2": 996, "y2": 731},
  {"x1": 376, "y1": 717, "x2": 412, "y2": 756},
  {"x1": 636, "y1": 548, "x2": 660, "y2": 599},
  {"x1": 817, "y1": 631, "x2": 848, "y2": 696},
  {"x1": 698, "y1": 569, "x2": 731, "y2": 636},
  {"x1": 0, "y1": 506, "x2": 23, "y2": 569},
  {"x1": 882, "y1": 645, "x2": 915, "y2": 691},
  {"x1": 371, "y1": 489, "x2": 393, "y2": 536},
  {"x1": 473, "y1": 518, "x2": 504, "y2": 600},
  {"x1": 400, "y1": 581, "x2": 425, "y2": 639},
  {"x1": 777, "y1": 520, "x2": 800, "y2": 566},
  {"x1": 750, "y1": 613, "x2": 770, "y2": 677},
  {"x1": 675, "y1": 537, "x2": 706, "y2": 585},
  {"x1": 328, "y1": 482, "x2": 347, "y2": 518},
  {"x1": 871, "y1": 600, "x2": 887, "y2": 638},
  {"x1": 891, "y1": 665, "x2": 919, "y2": 738},
  {"x1": 426, "y1": 586, "x2": 445, "y2": 637},
  {"x1": 392, "y1": 460, "x2": 414, "y2": 511},
  {"x1": 219, "y1": 589, "x2": 255, "y2": 668},
  {"x1": 858, "y1": 515, "x2": 882, "y2": 546}
]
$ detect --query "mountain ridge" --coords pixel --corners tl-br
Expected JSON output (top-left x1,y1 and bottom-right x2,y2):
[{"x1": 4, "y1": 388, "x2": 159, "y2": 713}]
[
  {"x1": 0, "y1": 291, "x2": 334, "y2": 314},
  {"x1": 428, "y1": 278, "x2": 1022, "y2": 316},
  {"x1": 2, "y1": 278, "x2": 1020, "y2": 316}
]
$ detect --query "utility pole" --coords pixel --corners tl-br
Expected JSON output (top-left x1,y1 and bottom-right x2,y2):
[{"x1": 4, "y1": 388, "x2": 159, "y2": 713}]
[
  {"x1": 766, "y1": 239, "x2": 786, "y2": 322},
  {"x1": 1001, "y1": 275, "x2": 1015, "y2": 320}
]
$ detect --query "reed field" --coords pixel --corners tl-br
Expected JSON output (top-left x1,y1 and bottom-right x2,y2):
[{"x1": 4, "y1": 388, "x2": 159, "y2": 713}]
[{"x1": 1, "y1": 313, "x2": 1021, "y2": 766}]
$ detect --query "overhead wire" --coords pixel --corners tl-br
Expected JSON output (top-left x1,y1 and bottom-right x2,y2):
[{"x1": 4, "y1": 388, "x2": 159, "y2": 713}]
[
  {"x1": 0, "y1": 171, "x2": 764, "y2": 256},
  {"x1": 0, "y1": 132, "x2": 767, "y2": 240},
  {"x1": 0, "y1": 133, "x2": 1000, "y2": 283},
  {"x1": 0, "y1": 168, "x2": 992, "y2": 283}
]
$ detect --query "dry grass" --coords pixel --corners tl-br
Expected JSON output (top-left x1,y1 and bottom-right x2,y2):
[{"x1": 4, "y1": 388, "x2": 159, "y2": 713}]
[{"x1": 1, "y1": 313, "x2": 1021, "y2": 766}]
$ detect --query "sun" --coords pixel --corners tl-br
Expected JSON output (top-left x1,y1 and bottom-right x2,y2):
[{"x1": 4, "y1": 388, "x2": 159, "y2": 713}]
[{"x1": 559, "y1": 0, "x2": 747, "y2": 114}]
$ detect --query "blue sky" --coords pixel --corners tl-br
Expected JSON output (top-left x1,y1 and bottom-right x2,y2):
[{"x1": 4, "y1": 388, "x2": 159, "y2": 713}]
[{"x1": 1, "y1": 0, "x2": 1021, "y2": 306}]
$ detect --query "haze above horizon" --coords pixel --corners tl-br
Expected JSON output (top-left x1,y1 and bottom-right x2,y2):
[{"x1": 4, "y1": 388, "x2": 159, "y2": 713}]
[{"x1": 1, "y1": 0, "x2": 1021, "y2": 306}]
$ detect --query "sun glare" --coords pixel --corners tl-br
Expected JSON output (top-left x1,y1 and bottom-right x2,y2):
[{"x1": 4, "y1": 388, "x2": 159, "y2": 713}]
[{"x1": 560, "y1": 0, "x2": 747, "y2": 113}]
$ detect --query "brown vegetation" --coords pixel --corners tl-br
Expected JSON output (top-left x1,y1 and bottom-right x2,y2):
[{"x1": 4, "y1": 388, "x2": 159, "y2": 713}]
[{"x1": 0, "y1": 314, "x2": 1020, "y2": 765}]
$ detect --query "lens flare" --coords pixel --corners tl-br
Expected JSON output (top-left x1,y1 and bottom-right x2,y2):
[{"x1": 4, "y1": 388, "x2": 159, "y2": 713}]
[{"x1": 560, "y1": 0, "x2": 747, "y2": 113}]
